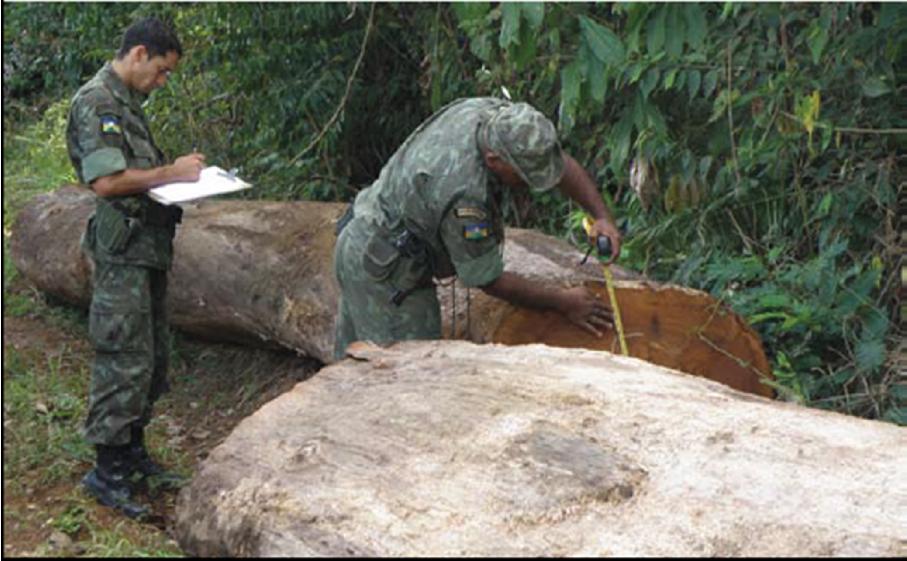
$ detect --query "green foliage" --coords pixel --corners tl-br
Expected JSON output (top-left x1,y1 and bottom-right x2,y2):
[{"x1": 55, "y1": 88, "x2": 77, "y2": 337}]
[
  {"x1": 2, "y1": 99, "x2": 76, "y2": 230},
  {"x1": 3, "y1": 3, "x2": 903, "y2": 423},
  {"x1": 149, "y1": 3, "x2": 431, "y2": 200},
  {"x1": 2, "y1": 3, "x2": 157, "y2": 121},
  {"x1": 52, "y1": 504, "x2": 87, "y2": 536},
  {"x1": 453, "y1": 3, "x2": 901, "y2": 421}
]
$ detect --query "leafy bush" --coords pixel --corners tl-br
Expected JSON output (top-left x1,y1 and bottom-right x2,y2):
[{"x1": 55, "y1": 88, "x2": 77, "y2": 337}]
[{"x1": 447, "y1": 3, "x2": 903, "y2": 422}]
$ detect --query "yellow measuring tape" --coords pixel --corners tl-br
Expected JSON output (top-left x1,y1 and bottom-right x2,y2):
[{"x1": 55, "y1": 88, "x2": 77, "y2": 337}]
[{"x1": 583, "y1": 217, "x2": 629, "y2": 356}]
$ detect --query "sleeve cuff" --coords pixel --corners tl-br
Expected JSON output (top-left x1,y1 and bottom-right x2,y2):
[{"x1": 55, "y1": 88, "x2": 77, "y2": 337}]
[
  {"x1": 82, "y1": 147, "x2": 127, "y2": 184},
  {"x1": 455, "y1": 245, "x2": 504, "y2": 288}
]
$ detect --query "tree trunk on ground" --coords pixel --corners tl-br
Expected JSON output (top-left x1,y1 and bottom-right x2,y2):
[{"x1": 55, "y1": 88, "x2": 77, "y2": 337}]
[
  {"x1": 11, "y1": 186, "x2": 770, "y2": 396},
  {"x1": 173, "y1": 340, "x2": 907, "y2": 557}
]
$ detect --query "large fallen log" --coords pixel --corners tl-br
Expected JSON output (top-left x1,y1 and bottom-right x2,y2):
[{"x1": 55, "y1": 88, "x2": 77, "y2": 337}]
[
  {"x1": 174, "y1": 340, "x2": 907, "y2": 557},
  {"x1": 11, "y1": 186, "x2": 771, "y2": 396}
]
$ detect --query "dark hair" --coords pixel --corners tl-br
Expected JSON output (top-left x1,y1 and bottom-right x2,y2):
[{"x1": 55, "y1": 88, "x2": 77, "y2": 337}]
[{"x1": 116, "y1": 17, "x2": 182, "y2": 60}]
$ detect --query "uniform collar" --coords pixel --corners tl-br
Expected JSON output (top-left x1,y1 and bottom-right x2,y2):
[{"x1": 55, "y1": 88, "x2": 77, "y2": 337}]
[{"x1": 99, "y1": 61, "x2": 148, "y2": 111}]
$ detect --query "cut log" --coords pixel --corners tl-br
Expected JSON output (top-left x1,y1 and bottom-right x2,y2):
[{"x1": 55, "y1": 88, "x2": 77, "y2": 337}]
[
  {"x1": 11, "y1": 186, "x2": 771, "y2": 396},
  {"x1": 174, "y1": 340, "x2": 907, "y2": 557}
]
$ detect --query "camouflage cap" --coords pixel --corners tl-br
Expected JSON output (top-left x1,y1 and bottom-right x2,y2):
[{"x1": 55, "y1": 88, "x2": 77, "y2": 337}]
[{"x1": 484, "y1": 102, "x2": 565, "y2": 191}]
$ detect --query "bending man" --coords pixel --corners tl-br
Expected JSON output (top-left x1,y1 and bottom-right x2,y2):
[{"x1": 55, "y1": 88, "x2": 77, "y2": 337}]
[{"x1": 334, "y1": 97, "x2": 621, "y2": 359}]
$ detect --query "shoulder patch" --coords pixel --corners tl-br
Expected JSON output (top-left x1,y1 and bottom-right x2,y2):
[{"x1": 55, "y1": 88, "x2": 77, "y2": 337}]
[
  {"x1": 100, "y1": 115, "x2": 122, "y2": 136},
  {"x1": 463, "y1": 222, "x2": 491, "y2": 241},
  {"x1": 455, "y1": 206, "x2": 487, "y2": 220}
]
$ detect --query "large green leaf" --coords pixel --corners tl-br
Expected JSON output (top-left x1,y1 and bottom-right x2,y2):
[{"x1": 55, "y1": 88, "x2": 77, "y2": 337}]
[
  {"x1": 511, "y1": 20, "x2": 538, "y2": 69},
  {"x1": 640, "y1": 67, "x2": 660, "y2": 99},
  {"x1": 646, "y1": 6, "x2": 666, "y2": 54},
  {"x1": 684, "y1": 3, "x2": 707, "y2": 50},
  {"x1": 609, "y1": 110, "x2": 634, "y2": 172},
  {"x1": 854, "y1": 337, "x2": 886, "y2": 373},
  {"x1": 579, "y1": 15, "x2": 625, "y2": 66},
  {"x1": 586, "y1": 49, "x2": 608, "y2": 104},
  {"x1": 558, "y1": 60, "x2": 583, "y2": 134},
  {"x1": 665, "y1": 5, "x2": 685, "y2": 58},
  {"x1": 806, "y1": 11, "x2": 830, "y2": 65},
  {"x1": 686, "y1": 69, "x2": 701, "y2": 99},
  {"x1": 499, "y1": 3, "x2": 521, "y2": 48},
  {"x1": 702, "y1": 68, "x2": 719, "y2": 98},
  {"x1": 861, "y1": 77, "x2": 892, "y2": 98},
  {"x1": 663, "y1": 67, "x2": 678, "y2": 90},
  {"x1": 521, "y1": 2, "x2": 545, "y2": 31},
  {"x1": 451, "y1": 2, "x2": 489, "y2": 23}
]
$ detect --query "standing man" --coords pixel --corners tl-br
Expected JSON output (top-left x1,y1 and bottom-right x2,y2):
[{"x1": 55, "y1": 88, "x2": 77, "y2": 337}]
[
  {"x1": 66, "y1": 16, "x2": 204, "y2": 519},
  {"x1": 333, "y1": 97, "x2": 622, "y2": 359}
]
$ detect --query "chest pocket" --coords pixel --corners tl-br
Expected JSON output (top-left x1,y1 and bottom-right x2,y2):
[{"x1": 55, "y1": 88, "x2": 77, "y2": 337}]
[{"x1": 123, "y1": 119, "x2": 160, "y2": 169}]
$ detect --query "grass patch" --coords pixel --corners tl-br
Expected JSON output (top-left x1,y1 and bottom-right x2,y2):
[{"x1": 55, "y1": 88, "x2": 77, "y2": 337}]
[
  {"x1": 3, "y1": 283, "x2": 320, "y2": 556},
  {"x1": 3, "y1": 346, "x2": 93, "y2": 488}
]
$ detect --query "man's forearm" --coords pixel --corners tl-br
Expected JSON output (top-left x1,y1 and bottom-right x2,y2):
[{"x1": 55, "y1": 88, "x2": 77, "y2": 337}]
[
  {"x1": 91, "y1": 165, "x2": 176, "y2": 198},
  {"x1": 557, "y1": 155, "x2": 615, "y2": 224},
  {"x1": 480, "y1": 271, "x2": 564, "y2": 311}
]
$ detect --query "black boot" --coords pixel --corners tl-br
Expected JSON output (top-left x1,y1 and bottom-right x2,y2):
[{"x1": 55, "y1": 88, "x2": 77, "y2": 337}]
[
  {"x1": 129, "y1": 425, "x2": 186, "y2": 490},
  {"x1": 82, "y1": 444, "x2": 149, "y2": 519}
]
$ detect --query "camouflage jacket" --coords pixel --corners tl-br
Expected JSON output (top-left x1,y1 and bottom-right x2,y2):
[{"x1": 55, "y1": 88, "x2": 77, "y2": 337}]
[
  {"x1": 67, "y1": 62, "x2": 178, "y2": 269},
  {"x1": 353, "y1": 97, "x2": 510, "y2": 288}
]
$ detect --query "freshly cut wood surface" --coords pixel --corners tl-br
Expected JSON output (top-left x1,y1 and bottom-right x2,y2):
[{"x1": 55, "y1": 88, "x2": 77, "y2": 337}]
[{"x1": 488, "y1": 281, "x2": 772, "y2": 397}]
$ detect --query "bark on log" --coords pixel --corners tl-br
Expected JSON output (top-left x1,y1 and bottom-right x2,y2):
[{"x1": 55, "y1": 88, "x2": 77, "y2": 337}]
[
  {"x1": 11, "y1": 186, "x2": 771, "y2": 396},
  {"x1": 174, "y1": 340, "x2": 907, "y2": 557}
]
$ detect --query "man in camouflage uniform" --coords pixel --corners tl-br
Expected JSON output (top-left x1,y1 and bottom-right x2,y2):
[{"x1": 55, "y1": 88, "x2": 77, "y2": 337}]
[
  {"x1": 334, "y1": 98, "x2": 622, "y2": 359},
  {"x1": 66, "y1": 17, "x2": 205, "y2": 518}
]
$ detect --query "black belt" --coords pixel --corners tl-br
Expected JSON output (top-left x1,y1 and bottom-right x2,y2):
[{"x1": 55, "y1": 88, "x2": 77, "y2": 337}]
[{"x1": 144, "y1": 201, "x2": 182, "y2": 227}]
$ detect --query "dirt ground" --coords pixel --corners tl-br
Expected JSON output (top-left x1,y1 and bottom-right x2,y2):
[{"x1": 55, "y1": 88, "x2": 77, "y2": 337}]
[{"x1": 2, "y1": 298, "x2": 322, "y2": 556}]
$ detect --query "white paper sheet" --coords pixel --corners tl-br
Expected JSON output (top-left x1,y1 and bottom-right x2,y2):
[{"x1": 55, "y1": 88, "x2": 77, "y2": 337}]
[{"x1": 148, "y1": 166, "x2": 251, "y2": 205}]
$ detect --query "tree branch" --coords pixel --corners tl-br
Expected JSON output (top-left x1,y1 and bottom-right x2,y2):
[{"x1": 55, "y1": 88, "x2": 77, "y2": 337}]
[{"x1": 288, "y1": 4, "x2": 377, "y2": 166}]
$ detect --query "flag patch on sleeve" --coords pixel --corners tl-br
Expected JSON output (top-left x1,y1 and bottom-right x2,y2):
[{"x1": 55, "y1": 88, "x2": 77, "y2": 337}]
[
  {"x1": 463, "y1": 222, "x2": 491, "y2": 240},
  {"x1": 100, "y1": 115, "x2": 122, "y2": 135}
]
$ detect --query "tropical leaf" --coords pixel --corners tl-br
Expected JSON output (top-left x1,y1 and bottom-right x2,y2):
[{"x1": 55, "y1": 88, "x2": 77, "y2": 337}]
[
  {"x1": 579, "y1": 15, "x2": 625, "y2": 66},
  {"x1": 854, "y1": 337, "x2": 886, "y2": 373},
  {"x1": 702, "y1": 68, "x2": 719, "y2": 98},
  {"x1": 686, "y1": 69, "x2": 701, "y2": 99},
  {"x1": 861, "y1": 77, "x2": 892, "y2": 98},
  {"x1": 806, "y1": 12, "x2": 830, "y2": 65},
  {"x1": 451, "y1": 2, "x2": 489, "y2": 22},
  {"x1": 665, "y1": 5, "x2": 685, "y2": 58},
  {"x1": 520, "y1": 2, "x2": 545, "y2": 31},
  {"x1": 558, "y1": 60, "x2": 583, "y2": 134},
  {"x1": 499, "y1": 3, "x2": 521, "y2": 48},
  {"x1": 646, "y1": 6, "x2": 666, "y2": 54},
  {"x1": 684, "y1": 3, "x2": 707, "y2": 50}
]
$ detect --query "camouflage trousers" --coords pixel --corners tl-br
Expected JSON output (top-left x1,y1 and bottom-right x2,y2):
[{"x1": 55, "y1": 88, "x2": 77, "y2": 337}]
[
  {"x1": 84, "y1": 260, "x2": 170, "y2": 446},
  {"x1": 333, "y1": 217, "x2": 440, "y2": 360}
]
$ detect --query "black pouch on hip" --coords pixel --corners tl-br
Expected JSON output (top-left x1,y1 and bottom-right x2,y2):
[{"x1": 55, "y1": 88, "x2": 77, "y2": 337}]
[{"x1": 95, "y1": 199, "x2": 138, "y2": 254}]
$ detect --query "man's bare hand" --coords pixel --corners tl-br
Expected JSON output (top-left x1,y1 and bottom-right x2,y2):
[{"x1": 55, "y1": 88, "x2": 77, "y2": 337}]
[
  {"x1": 558, "y1": 286, "x2": 612, "y2": 337},
  {"x1": 169, "y1": 152, "x2": 206, "y2": 182}
]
